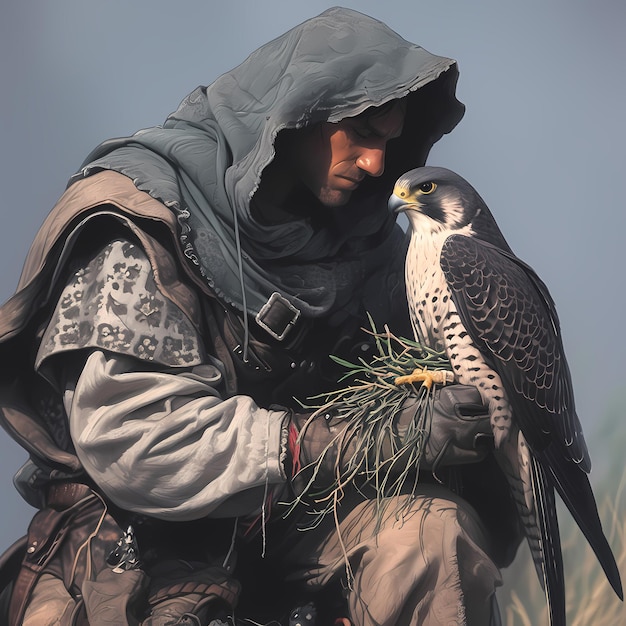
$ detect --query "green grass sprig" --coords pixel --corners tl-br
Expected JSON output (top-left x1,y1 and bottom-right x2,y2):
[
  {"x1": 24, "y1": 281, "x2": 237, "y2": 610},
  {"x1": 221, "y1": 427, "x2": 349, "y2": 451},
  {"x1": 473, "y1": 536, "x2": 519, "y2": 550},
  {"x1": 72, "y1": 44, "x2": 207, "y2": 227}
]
[{"x1": 284, "y1": 318, "x2": 452, "y2": 531}]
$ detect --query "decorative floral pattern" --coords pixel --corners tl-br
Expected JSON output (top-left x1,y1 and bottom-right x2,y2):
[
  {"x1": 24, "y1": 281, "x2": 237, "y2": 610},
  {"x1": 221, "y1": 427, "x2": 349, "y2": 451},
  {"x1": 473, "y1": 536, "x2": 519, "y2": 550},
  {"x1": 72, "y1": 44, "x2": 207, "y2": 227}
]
[{"x1": 37, "y1": 240, "x2": 203, "y2": 368}]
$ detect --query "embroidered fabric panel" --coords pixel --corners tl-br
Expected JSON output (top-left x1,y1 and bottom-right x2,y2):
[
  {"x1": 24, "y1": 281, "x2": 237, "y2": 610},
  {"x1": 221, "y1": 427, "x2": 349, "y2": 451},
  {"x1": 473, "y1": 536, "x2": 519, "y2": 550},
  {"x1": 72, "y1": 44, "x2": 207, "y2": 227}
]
[{"x1": 37, "y1": 239, "x2": 203, "y2": 368}]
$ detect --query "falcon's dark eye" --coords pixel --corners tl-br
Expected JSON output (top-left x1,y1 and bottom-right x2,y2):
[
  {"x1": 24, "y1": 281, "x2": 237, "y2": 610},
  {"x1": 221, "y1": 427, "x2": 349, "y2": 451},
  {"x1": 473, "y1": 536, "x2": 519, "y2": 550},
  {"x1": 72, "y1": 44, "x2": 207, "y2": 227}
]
[{"x1": 418, "y1": 182, "x2": 437, "y2": 194}]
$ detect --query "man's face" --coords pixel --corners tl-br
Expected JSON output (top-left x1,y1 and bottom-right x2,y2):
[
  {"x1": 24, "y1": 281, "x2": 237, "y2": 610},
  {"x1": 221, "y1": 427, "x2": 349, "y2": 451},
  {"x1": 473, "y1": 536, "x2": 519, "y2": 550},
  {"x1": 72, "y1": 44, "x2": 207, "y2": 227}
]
[{"x1": 288, "y1": 100, "x2": 406, "y2": 207}]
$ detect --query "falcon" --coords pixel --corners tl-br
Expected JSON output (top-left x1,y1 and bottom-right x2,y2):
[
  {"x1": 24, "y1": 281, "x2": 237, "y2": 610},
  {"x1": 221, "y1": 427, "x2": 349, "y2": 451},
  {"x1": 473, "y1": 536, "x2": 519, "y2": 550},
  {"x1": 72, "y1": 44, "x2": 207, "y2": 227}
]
[{"x1": 388, "y1": 166, "x2": 622, "y2": 625}]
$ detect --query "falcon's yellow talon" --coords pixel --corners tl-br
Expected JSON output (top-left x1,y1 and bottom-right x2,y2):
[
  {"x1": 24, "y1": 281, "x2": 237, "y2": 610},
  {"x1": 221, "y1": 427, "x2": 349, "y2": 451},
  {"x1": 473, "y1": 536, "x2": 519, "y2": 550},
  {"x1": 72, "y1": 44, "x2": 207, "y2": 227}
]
[{"x1": 394, "y1": 367, "x2": 453, "y2": 389}]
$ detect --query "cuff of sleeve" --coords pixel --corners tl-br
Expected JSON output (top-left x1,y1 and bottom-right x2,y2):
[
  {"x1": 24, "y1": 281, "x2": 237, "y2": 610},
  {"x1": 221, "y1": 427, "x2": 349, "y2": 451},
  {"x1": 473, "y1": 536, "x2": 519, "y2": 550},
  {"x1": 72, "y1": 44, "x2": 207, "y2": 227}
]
[{"x1": 278, "y1": 411, "x2": 293, "y2": 481}]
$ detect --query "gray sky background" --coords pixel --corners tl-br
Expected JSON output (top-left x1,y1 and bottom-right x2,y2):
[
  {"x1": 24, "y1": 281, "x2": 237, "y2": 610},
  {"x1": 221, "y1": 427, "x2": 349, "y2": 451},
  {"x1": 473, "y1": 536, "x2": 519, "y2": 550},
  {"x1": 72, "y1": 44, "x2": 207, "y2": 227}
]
[{"x1": 0, "y1": 0, "x2": 624, "y2": 587}]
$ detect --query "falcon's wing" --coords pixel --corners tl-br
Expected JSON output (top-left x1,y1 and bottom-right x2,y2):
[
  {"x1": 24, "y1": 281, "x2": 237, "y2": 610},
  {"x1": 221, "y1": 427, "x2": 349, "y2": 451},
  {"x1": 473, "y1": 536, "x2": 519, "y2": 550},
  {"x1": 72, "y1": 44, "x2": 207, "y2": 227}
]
[
  {"x1": 440, "y1": 233, "x2": 622, "y2": 600},
  {"x1": 441, "y1": 233, "x2": 582, "y2": 462}
]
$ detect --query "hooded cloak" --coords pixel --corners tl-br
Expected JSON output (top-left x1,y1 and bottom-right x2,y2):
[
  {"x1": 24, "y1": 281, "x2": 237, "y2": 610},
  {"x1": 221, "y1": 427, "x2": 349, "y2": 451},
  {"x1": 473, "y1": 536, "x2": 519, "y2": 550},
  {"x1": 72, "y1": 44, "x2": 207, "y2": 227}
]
[{"x1": 69, "y1": 6, "x2": 464, "y2": 322}]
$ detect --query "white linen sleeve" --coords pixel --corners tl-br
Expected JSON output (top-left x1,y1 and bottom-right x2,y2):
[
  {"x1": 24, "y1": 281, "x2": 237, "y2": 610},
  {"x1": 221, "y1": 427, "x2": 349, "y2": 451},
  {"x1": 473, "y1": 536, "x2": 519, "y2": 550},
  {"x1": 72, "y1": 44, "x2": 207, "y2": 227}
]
[{"x1": 65, "y1": 350, "x2": 290, "y2": 521}]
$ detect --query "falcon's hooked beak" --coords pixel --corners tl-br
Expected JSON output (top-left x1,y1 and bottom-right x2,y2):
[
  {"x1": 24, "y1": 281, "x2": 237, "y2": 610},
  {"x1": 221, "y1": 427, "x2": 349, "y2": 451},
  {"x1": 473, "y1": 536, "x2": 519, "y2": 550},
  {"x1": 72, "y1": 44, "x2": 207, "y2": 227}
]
[{"x1": 388, "y1": 185, "x2": 412, "y2": 213}]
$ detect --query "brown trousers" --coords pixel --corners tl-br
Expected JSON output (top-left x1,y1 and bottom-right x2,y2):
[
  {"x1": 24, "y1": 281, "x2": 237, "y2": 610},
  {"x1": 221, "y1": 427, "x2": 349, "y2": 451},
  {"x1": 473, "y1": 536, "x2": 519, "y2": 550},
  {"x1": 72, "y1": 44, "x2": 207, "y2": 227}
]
[
  {"x1": 19, "y1": 485, "x2": 500, "y2": 626},
  {"x1": 275, "y1": 484, "x2": 502, "y2": 626}
]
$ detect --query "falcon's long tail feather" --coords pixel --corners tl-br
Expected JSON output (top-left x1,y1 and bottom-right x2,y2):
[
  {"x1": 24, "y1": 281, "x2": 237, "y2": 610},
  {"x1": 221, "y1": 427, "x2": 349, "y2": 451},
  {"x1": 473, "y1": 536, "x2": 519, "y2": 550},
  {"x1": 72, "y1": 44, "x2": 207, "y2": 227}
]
[
  {"x1": 494, "y1": 431, "x2": 565, "y2": 626},
  {"x1": 530, "y1": 453, "x2": 566, "y2": 626},
  {"x1": 541, "y1": 446, "x2": 623, "y2": 601}
]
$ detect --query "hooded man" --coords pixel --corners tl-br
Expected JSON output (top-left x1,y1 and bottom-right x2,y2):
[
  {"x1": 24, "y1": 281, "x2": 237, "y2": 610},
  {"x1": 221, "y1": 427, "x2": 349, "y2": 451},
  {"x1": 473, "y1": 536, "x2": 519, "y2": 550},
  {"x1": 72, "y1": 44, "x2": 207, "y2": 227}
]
[{"x1": 0, "y1": 8, "x2": 520, "y2": 626}]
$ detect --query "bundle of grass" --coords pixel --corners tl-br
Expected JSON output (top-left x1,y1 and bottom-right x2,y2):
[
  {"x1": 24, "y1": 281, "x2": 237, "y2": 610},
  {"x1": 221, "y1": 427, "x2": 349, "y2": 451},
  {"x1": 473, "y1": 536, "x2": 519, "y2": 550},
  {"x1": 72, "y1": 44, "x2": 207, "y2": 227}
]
[{"x1": 285, "y1": 318, "x2": 453, "y2": 530}]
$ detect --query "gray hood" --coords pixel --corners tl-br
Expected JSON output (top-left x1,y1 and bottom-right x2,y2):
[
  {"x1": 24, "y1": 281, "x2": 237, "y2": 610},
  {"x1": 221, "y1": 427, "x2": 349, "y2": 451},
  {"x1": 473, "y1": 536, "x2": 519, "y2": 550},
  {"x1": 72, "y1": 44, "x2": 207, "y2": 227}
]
[{"x1": 73, "y1": 7, "x2": 464, "y2": 328}]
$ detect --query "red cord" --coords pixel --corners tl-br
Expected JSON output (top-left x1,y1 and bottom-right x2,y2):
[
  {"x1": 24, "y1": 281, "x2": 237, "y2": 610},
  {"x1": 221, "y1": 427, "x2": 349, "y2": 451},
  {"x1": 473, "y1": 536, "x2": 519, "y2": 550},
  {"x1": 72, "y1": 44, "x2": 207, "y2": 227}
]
[{"x1": 288, "y1": 421, "x2": 302, "y2": 477}]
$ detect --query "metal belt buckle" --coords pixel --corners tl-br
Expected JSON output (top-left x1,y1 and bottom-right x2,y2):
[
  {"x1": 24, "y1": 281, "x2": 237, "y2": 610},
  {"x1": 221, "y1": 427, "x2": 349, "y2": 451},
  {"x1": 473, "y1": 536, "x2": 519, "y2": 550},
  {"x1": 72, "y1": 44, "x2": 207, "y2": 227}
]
[{"x1": 255, "y1": 292, "x2": 300, "y2": 341}]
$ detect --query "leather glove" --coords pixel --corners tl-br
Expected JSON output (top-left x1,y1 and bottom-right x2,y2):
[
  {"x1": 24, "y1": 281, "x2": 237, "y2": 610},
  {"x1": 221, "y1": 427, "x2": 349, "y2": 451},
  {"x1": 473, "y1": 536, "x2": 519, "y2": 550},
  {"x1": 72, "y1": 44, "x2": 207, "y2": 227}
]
[
  {"x1": 288, "y1": 384, "x2": 493, "y2": 487},
  {"x1": 401, "y1": 384, "x2": 494, "y2": 471},
  {"x1": 288, "y1": 408, "x2": 356, "y2": 481}
]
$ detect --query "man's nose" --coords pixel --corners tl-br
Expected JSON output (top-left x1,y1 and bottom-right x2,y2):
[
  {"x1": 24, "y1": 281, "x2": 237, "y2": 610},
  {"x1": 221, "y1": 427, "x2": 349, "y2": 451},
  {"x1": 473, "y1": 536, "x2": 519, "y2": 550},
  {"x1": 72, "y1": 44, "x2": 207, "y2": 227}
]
[{"x1": 356, "y1": 148, "x2": 385, "y2": 177}]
